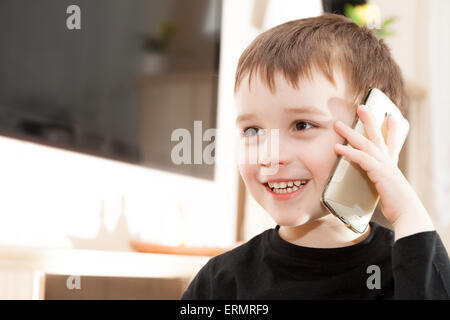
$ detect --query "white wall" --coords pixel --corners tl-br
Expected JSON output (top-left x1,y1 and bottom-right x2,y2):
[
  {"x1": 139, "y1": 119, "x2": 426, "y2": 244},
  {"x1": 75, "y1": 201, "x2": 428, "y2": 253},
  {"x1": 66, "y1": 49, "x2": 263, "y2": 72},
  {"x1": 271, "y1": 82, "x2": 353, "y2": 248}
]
[{"x1": 374, "y1": 0, "x2": 450, "y2": 249}]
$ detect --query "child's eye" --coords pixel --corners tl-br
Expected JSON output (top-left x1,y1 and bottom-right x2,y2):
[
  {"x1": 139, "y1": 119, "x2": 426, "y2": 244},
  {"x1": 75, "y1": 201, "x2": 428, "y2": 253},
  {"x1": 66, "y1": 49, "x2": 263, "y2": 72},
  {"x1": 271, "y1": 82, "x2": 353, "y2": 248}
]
[
  {"x1": 242, "y1": 127, "x2": 265, "y2": 137},
  {"x1": 294, "y1": 121, "x2": 316, "y2": 132}
]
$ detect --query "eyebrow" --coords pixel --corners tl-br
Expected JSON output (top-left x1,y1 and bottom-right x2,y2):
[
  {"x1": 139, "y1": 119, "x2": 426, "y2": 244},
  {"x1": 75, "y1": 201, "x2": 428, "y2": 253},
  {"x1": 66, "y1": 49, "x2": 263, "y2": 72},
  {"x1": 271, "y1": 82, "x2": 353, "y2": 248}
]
[{"x1": 235, "y1": 105, "x2": 329, "y2": 125}]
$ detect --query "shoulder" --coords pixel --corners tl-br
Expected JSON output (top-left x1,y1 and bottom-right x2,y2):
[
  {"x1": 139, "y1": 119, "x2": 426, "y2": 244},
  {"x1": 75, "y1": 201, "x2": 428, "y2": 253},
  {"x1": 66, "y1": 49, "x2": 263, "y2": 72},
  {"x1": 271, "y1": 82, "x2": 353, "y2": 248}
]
[
  {"x1": 210, "y1": 228, "x2": 271, "y2": 269},
  {"x1": 181, "y1": 229, "x2": 271, "y2": 299}
]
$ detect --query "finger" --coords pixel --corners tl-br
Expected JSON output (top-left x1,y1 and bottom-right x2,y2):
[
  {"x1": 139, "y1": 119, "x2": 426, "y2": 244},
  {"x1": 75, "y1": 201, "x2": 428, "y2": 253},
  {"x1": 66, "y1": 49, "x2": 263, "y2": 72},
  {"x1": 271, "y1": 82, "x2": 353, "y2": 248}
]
[
  {"x1": 357, "y1": 105, "x2": 389, "y2": 153},
  {"x1": 335, "y1": 143, "x2": 380, "y2": 173},
  {"x1": 334, "y1": 120, "x2": 382, "y2": 161},
  {"x1": 385, "y1": 115, "x2": 400, "y2": 163},
  {"x1": 386, "y1": 115, "x2": 409, "y2": 164}
]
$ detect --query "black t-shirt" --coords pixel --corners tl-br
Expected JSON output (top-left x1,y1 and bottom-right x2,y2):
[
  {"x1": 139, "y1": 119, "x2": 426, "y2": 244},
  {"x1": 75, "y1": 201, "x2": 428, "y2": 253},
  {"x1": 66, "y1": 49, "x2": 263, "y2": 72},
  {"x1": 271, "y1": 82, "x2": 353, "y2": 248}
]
[{"x1": 181, "y1": 221, "x2": 450, "y2": 299}]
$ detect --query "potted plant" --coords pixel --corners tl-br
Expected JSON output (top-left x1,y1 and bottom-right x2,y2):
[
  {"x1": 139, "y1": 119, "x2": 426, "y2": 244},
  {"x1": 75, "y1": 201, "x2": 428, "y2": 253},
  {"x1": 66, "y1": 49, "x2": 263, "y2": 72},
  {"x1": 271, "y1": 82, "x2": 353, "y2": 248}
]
[{"x1": 344, "y1": 2, "x2": 396, "y2": 38}]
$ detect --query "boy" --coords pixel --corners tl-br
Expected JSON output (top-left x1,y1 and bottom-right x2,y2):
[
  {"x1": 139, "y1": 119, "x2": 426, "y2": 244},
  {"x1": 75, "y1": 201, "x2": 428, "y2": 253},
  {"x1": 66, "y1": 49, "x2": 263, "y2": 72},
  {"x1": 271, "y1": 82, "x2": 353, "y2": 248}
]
[{"x1": 181, "y1": 13, "x2": 450, "y2": 299}]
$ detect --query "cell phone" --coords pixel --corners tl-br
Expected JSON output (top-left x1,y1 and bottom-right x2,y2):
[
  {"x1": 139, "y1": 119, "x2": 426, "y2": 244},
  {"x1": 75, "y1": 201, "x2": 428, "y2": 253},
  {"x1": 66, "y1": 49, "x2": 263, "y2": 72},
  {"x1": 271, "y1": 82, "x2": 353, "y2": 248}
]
[{"x1": 321, "y1": 88, "x2": 409, "y2": 233}]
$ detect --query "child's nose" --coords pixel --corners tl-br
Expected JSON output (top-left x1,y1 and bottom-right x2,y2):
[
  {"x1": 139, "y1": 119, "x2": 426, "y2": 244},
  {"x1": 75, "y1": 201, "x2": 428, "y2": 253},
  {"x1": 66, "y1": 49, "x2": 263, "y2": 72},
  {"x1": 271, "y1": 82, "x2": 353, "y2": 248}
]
[
  {"x1": 258, "y1": 154, "x2": 291, "y2": 168},
  {"x1": 257, "y1": 134, "x2": 292, "y2": 168}
]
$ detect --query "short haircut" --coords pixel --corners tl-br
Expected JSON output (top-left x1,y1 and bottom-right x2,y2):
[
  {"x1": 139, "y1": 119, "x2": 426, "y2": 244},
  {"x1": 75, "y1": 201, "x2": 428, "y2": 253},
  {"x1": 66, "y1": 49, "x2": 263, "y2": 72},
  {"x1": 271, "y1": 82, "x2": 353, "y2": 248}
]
[{"x1": 234, "y1": 13, "x2": 408, "y2": 114}]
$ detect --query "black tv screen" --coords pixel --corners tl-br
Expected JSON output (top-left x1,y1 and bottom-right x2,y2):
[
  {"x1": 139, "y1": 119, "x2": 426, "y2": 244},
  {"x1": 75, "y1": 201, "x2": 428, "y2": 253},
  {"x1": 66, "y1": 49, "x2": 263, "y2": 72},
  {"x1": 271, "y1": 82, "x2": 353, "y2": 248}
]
[{"x1": 0, "y1": 0, "x2": 221, "y2": 180}]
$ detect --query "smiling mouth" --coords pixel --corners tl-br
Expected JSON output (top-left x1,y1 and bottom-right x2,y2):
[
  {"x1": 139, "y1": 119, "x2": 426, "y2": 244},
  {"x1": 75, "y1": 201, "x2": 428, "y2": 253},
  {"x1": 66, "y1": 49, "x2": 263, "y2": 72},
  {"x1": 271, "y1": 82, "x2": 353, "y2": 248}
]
[{"x1": 264, "y1": 180, "x2": 309, "y2": 194}]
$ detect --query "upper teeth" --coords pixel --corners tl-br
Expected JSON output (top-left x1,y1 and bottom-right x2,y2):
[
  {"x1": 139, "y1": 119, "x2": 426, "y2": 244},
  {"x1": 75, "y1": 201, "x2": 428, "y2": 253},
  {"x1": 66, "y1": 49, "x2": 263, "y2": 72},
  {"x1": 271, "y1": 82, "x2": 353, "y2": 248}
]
[{"x1": 268, "y1": 180, "x2": 307, "y2": 189}]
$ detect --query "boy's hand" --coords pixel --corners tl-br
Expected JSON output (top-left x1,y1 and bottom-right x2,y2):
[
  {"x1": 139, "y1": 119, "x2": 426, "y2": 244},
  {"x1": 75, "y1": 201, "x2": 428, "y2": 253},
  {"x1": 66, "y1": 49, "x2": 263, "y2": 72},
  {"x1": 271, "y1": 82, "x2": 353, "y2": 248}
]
[{"x1": 333, "y1": 105, "x2": 435, "y2": 241}]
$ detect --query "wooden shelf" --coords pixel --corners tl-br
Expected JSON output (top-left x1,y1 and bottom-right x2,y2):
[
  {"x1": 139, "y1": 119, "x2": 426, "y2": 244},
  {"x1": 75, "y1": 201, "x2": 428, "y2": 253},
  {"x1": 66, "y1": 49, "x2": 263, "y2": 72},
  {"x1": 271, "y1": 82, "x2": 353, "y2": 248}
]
[{"x1": 129, "y1": 240, "x2": 242, "y2": 257}]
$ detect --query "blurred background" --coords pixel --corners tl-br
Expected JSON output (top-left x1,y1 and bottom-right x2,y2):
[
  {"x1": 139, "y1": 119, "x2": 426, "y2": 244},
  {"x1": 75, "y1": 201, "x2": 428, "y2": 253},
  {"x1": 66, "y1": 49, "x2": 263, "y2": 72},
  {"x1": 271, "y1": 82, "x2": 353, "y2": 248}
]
[{"x1": 0, "y1": 0, "x2": 448, "y2": 299}]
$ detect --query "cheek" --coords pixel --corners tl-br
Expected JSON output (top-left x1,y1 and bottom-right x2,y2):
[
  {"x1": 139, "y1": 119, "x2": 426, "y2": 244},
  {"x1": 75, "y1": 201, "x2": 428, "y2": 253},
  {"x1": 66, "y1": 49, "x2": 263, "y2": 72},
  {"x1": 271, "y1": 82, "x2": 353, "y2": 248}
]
[
  {"x1": 301, "y1": 136, "x2": 340, "y2": 183},
  {"x1": 238, "y1": 163, "x2": 257, "y2": 185}
]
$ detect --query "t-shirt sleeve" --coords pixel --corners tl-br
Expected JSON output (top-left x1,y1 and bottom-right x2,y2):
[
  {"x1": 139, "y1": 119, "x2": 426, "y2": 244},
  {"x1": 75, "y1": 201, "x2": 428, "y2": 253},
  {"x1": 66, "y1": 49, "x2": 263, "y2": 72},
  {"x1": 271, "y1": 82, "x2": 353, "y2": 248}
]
[
  {"x1": 392, "y1": 230, "x2": 450, "y2": 299},
  {"x1": 180, "y1": 259, "x2": 215, "y2": 300}
]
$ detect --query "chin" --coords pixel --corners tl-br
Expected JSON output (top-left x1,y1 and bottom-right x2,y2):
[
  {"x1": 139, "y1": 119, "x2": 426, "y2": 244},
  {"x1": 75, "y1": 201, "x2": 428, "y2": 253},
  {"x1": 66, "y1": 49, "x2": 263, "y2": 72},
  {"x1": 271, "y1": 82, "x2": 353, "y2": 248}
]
[{"x1": 270, "y1": 211, "x2": 311, "y2": 227}]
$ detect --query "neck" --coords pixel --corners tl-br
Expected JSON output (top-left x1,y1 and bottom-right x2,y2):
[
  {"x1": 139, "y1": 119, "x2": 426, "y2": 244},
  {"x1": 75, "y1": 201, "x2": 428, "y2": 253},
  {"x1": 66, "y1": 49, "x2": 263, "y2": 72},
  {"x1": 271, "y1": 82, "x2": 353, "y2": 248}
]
[{"x1": 278, "y1": 214, "x2": 371, "y2": 248}]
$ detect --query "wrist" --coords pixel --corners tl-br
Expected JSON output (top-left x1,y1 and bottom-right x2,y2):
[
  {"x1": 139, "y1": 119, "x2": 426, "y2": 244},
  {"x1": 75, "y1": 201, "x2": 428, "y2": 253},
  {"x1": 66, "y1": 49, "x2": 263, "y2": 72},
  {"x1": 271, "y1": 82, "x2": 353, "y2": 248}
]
[
  {"x1": 385, "y1": 170, "x2": 435, "y2": 241},
  {"x1": 391, "y1": 203, "x2": 435, "y2": 242}
]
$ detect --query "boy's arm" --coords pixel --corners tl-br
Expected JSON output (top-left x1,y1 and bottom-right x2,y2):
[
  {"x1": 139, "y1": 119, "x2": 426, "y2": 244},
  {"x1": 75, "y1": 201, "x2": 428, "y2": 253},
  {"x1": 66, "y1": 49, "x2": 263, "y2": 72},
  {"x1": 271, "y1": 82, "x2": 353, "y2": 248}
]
[{"x1": 392, "y1": 230, "x2": 450, "y2": 299}]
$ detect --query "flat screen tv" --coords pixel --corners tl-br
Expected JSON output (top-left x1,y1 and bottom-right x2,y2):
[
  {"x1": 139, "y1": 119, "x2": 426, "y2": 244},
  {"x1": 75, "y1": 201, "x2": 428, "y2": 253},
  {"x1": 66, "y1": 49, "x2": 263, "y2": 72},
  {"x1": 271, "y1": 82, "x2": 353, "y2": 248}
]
[{"x1": 0, "y1": 0, "x2": 221, "y2": 180}]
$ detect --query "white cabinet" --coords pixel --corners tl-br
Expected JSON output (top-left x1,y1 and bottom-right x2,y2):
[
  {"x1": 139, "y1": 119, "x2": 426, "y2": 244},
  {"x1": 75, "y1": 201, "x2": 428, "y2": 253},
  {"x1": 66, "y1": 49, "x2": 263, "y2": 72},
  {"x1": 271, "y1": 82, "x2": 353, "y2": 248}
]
[{"x1": 0, "y1": 246, "x2": 209, "y2": 299}]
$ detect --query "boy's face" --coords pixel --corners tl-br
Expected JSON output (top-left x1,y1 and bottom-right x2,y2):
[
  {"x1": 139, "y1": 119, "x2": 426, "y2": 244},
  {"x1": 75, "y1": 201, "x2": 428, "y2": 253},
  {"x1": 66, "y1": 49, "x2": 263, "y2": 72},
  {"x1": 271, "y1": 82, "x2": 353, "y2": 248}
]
[{"x1": 235, "y1": 69, "x2": 356, "y2": 227}]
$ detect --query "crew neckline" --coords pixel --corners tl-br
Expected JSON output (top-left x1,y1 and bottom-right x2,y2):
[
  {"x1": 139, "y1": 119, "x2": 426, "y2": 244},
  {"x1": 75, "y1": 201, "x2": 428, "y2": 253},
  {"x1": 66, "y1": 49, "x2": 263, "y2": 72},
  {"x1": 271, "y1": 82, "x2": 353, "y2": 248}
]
[{"x1": 266, "y1": 221, "x2": 386, "y2": 268}]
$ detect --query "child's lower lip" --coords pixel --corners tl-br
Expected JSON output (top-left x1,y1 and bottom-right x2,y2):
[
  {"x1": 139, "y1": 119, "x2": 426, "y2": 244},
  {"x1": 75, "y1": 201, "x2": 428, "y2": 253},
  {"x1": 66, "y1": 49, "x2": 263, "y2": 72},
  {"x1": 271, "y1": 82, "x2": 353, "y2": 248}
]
[{"x1": 264, "y1": 181, "x2": 309, "y2": 201}]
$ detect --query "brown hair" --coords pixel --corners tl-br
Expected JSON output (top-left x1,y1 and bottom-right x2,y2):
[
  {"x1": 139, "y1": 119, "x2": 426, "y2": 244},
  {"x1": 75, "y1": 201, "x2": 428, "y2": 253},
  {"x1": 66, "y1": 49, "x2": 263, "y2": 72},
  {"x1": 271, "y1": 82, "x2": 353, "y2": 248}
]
[{"x1": 234, "y1": 13, "x2": 408, "y2": 114}]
